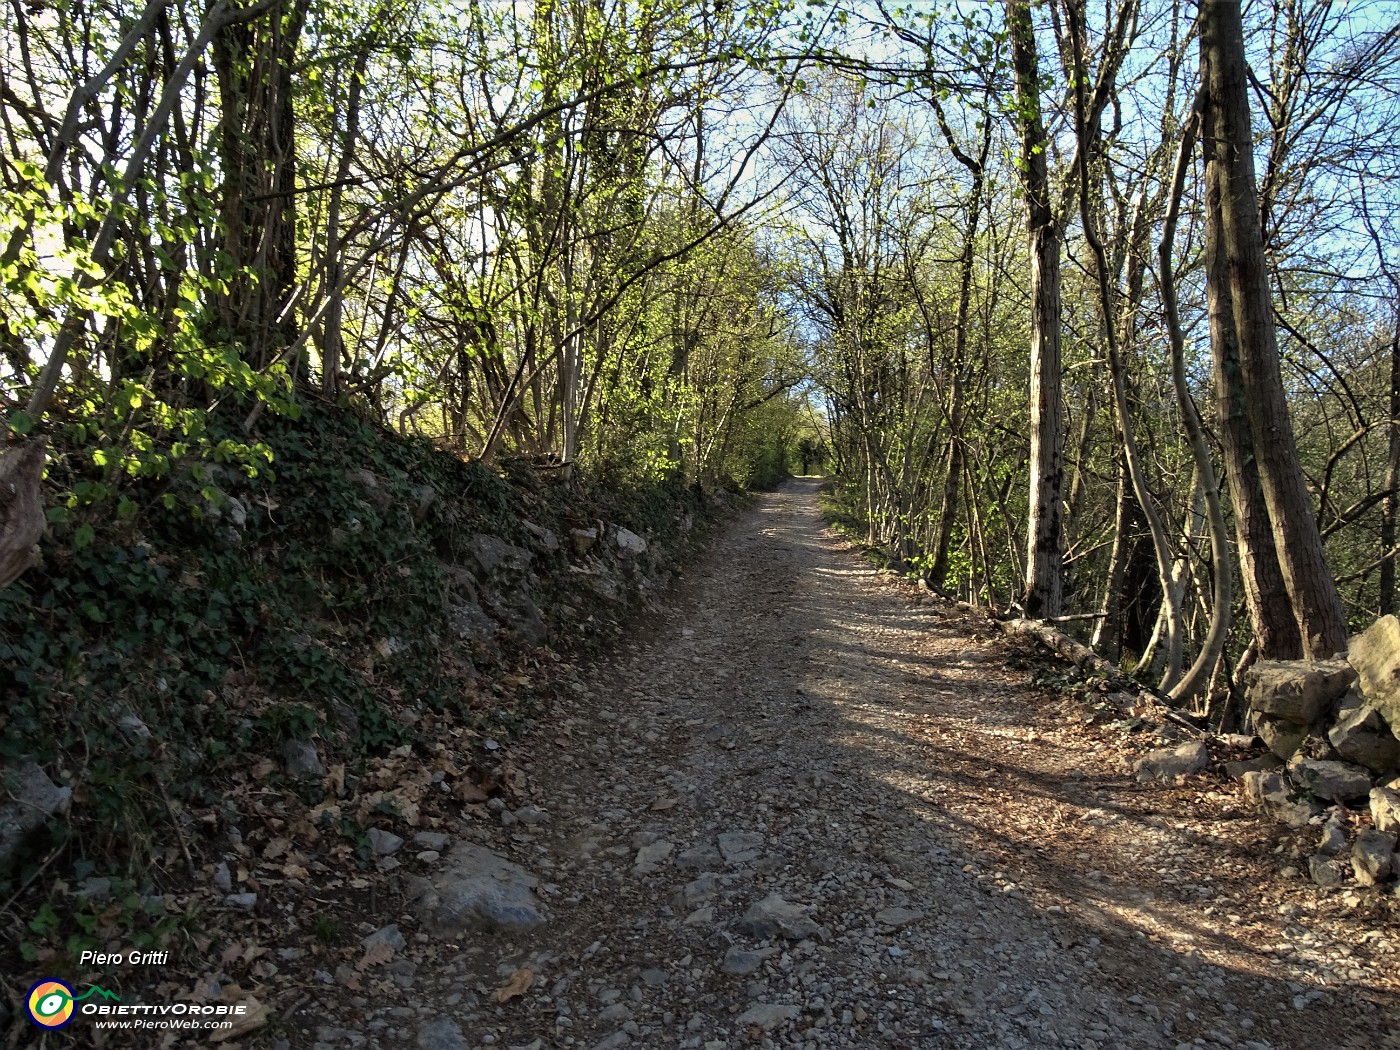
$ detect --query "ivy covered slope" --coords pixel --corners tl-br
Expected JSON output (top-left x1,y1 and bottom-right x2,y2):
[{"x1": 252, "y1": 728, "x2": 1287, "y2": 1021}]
[{"x1": 0, "y1": 405, "x2": 732, "y2": 888}]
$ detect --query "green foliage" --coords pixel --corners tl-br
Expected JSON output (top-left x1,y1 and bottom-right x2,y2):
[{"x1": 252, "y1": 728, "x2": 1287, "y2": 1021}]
[
  {"x1": 20, "y1": 874, "x2": 187, "y2": 967},
  {"x1": 312, "y1": 913, "x2": 347, "y2": 946}
]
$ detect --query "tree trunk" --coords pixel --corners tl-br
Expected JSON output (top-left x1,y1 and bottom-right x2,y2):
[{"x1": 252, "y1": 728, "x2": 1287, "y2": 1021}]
[
  {"x1": 929, "y1": 430, "x2": 962, "y2": 589},
  {"x1": 1379, "y1": 269, "x2": 1400, "y2": 615},
  {"x1": 1006, "y1": 0, "x2": 1065, "y2": 618},
  {"x1": 863, "y1": 426, "x2": 880, "y2": 546},
  {"x1": 211, "y1": 0, "x2": 306, "y2": 369},
  {"x1": 1203, "y1": 198, "x2": 1300, "y2": 658},
  {"x1": 1066, "y1": 1, "x2": 1181, "y2": 689},
  {"x1": 1200, "y1": 1, "x2": 1348, "y2": 658},
  {"x1": 926, "y1": 95, "x2": 991, "y2": 594},
  {"x1": 1064, "y1": 381, "x2": 1098, "y2": 549},
  {"x1": 1092, "y1": 454, "x2": 1132, "y2": 662},
  {"x1": 1159, "y1": 97, "x2": 1233, "y2": 705},
  {"x1": 0, "y1": 442, "x2": 46, "y2": 591},
  {"x1": 320, "y1": 46, "x2": 368, "y2": 398}
]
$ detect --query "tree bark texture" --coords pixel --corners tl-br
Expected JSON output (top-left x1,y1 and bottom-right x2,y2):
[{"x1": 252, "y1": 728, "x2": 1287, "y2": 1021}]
[
  {"x1": 1380, "y1": 294, "x2": 1400, "y2": 615},
  {"x1": 1200, "y1": 1, "x2": 1348, "y2": 658},
  {"x1": 212, "y1": 0, "x2": 307, "y2": 368},
  {"x1": 1006, "y1": 0, "x2": 1065, "y2": 618}
]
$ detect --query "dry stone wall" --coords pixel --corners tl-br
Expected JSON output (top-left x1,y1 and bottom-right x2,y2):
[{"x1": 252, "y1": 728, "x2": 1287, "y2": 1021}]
[{"x1": 1238, "y1": 615, "x2": 1400, "y2": 889}]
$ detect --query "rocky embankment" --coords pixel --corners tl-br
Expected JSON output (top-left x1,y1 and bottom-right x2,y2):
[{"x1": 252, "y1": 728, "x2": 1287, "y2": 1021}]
[
  {"x1": 0, "y1": 468, "x2": 725, "y2": 868},
  {"x1": 1222, "y1": 617, "x2": 1400, "y2": 891},
  {"x1": 0, "y1": 408, "x2": 742, "y2": 1041}
]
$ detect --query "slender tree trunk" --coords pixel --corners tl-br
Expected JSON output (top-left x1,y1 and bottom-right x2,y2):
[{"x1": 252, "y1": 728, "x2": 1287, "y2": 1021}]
[
  {"x1": 929, "y1": 428, "x2": 962, "y2": 588},
  {"x1": 1067, "y1": 1, "x2": 1181, "y2": 689},
  {"x1": 1361, "y1": 186, "x2": 1400, "y2": 616},
  {"x1": 1064, "y1": 382, "x2": 1098, "y2": 545},
  {"x1": 926, "y1": 97, "x2": 991, "y2": 593},
  {"x1": 964, "y1": 461, "x2": 994, "y2": 608},
  {"x1": 1092, "y1": 454, "x2": 1132, "y2": 662},
  {"x1": 863, "y1": 426, "x2": 880, "y2": 545},
  {"x1": 319, "y1": 47, "x2": 368, "y2": 398},
  {"x1": 1006, "y1": 0, "x2": 1065, "y2": 618},
  {"x1": 1122, "y1": 525, "x2": 1161, "y2": 658},
  {"x1": 1140, "y1": 469, "x2": 1202, "y2": 680},
  {"x1": 1382, "y1": 311, "x2": 1400, "y2": 616},
  {"x1": 1203, "y1": 203, "x2": 1300, "y2": 657},
  {"x1": 1200, "y1": 1, "x2": 1348, "y2": 658},
  {"x1": 1159, "y1": 97, "x2": 1233, "y2": 705}
]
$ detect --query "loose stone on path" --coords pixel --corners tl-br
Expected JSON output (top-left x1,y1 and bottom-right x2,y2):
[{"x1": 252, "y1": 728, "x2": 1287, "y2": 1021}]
[
  {"x1": 874, "y1": 906, "x2": 924, "y2": 927},
  {"x1": 717, "y1": 830, "x2": 764, "y2": 864},
  {"x1": 720, "y1": 945, "x2": 776, "y2": 976},
  {"x1": 418, "y1": 843, "x2": 546, "y2": 933},
  {"x1": 736, "y1": 894, "x2": 820, "y2": 940}
]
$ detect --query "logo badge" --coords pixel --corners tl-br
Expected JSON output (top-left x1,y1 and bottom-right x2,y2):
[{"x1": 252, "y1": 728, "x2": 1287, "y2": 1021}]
[{"x1": 26, "y1": 979, "x2": 76, "y2": 1028}]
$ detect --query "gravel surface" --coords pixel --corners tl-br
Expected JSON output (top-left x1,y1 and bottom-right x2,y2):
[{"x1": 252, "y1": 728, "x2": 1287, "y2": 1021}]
[{"x1": 307, "y1": 479, "x2": 1399, "y2": 1050}]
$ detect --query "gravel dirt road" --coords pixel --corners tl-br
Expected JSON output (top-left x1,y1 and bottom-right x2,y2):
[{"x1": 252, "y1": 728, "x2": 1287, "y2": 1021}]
[{"x1": 336, "y1": 479, "x2": 1399, "y2": 1050}]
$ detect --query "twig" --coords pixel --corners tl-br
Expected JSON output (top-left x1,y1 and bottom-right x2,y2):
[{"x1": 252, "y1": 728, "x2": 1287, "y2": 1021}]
[
  {"x1": 158, "y1": 778, "x2": 197, "y2": 877},
  {"x1": 280, "y1": 994, "x2": 311, "y2": 1022}
]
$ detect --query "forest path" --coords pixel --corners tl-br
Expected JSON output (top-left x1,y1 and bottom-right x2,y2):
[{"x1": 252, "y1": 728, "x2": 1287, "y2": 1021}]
[{"x1": 374, "y1": 480, "x2": 1396, "y2": 1050}]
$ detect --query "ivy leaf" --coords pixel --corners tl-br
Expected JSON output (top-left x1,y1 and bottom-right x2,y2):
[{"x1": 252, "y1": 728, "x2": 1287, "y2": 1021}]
[{"x1": 29, "y1": 903, "x2": 59, "y2": 935}]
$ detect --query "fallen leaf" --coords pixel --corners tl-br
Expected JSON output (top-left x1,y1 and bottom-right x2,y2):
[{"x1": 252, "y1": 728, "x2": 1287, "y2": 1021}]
[
  {"x1": 496, "y1": 968, "x2": 533, "y2": 1003},
  {"x1": 310, "y1": 802, "x2": 342, "y2": 822},
  {"x1": 498, "y1": 762, "x2": 523, "y2": 791},
  {"x1": 262, "y1": 837, "x2": 291, "y2": 860},
  {"x1": 358, "y1": 788, "x2": 421, "y2": 826},
  {"x1": 220, "y1": 943, "x2": 242, "y2": 965},
  {"x1": 456, "y1": 780, "x2": 489, "y2": 803},
  {"x1": 217, "y1": 983, "x2": 249, "y2": 1004},
  {"x1": 209, "y1": 997, "x2": 267, "y2": 1042},
  {"x1": 357, "y1": 940, "x2": 395, "y2": 971}
]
